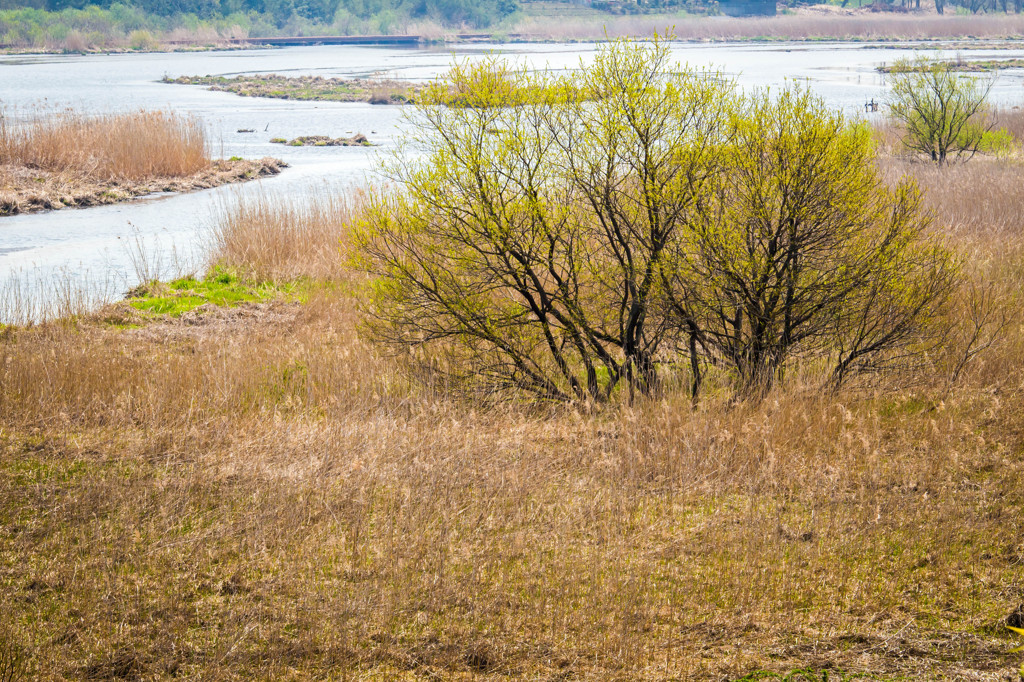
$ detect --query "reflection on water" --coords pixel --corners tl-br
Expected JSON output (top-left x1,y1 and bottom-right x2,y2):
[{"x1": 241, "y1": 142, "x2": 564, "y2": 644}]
[{"x1": 2, "y1": 41, "x2": 1024, "y2": 314}]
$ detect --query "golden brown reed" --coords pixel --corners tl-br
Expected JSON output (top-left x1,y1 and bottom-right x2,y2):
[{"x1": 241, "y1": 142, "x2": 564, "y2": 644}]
[
  {"x1": 211, "y1": 191, "x2": 359, "y2": 281},
  {"x1": 991, "y1": 105, "x2": 1024, "y2": 145},
  {"x1": 514, "y1": 13, "x2": 1024, "y2": 41},
  {"x1": 1, "y1": 162, "x2": 1023, "y2": 679},
  {"x1": 0, "y1": 109, "x2": 209, "y2": 182}
]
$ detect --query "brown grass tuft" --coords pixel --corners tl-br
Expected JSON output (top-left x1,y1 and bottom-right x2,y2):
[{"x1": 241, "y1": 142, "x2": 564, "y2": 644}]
[
  {"x1": 210, "y1": 190, "x2": 359, "y2": 281},
  {"x1": 0, "y1": 109, "x2": 209, "y2": 182}
]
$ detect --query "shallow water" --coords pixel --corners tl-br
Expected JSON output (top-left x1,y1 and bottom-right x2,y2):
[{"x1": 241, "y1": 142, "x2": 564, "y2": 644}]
[{"x1": 2, "y1": 40, "x2": 1024, "y2": 313}]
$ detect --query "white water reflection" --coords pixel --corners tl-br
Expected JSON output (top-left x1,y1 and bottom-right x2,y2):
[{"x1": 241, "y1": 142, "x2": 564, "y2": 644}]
[{"x1": 2, "y1": 41, "x2": 1024, "y2": 316}]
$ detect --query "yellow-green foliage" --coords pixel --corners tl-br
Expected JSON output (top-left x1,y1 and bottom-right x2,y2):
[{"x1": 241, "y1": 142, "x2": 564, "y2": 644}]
[
  {"x1": 354, "y1": 37, "x2": 959, "y2": 403},
  {"x1": 887, "y1": 55, "x2": 994, "y2": 165},
  {"x1": 674, "y1": 87, "x2": 958, "y2": 394},
  {"x1": 1011, "y1": 625, "x2": 1024, "y2": 677},
  {"x1": 127, "y1": 268, "x2": 298, "y2": 317}
]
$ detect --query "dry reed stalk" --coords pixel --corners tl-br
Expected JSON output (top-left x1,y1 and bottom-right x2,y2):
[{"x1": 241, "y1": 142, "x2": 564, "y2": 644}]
[
  {"x1": 0, "y1": 108, "x2": 209, "y2": 182},
  {"x1": 513, "y1": 13, "x2": 1024, "y2": 41},
  {"x1": 1, "y1": 159, "x2": 1023, "y2": 679},
  {"x1": 210, "y1": 190, "x2": 360, "y2": 281}
]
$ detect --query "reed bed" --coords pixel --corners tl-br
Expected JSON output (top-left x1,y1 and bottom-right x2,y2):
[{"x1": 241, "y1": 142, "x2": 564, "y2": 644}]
[
  {"x1": 0, "y1": 159, "x2": 1023, "y2": 680},
  {"x1": 0, "y1": 109, "x2": 209, "y2": 182},
  {"x1": 210, "y1": 191, "x2": 359, "y2": 281},
  {"x1": 991, "y1": 105, "x2": 1024, "y2": 144},
  {"x1": 0, "y1": 268, "x2": 120, "y2": 327},
  {"x1": 514, "y1": 13, "x2": 1024, "y2": 41}
]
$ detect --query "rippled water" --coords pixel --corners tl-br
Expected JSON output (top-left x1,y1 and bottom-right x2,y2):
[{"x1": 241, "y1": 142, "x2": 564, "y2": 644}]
[{"x1": 2, "y1": 41, "x2": 1024, "y2": 312}]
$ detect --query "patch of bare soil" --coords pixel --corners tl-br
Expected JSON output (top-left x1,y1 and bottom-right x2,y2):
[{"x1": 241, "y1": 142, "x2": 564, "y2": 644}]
[
  {"x1": 0, "y1": 157, "x2": 286, "y2": 216},
  {"x1": 117, "y1": 300, "x2": 305, "y2": 344}
]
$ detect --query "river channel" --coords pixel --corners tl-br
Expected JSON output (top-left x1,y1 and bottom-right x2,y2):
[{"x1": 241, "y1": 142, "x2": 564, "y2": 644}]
[{"x1": 2, "y1": 40, "x2": 1024, "y2": 314}]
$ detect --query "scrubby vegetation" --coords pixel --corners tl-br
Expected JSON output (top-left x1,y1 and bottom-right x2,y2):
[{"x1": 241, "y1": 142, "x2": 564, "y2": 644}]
[
  {"x1": 886, "y1": 56, "x2": 995, "y2": 165},
  {"x1": 880, "y1": 57, "x2": 1024, "y2": 73},
  {"x1": 356, "y1": 44, "x2": 958, "y2": 402},
  {"x1": 0, "y1": 0, "x2": 518, "y2": 50},
  {"x1": 2, "y1": 38, "x2": 1024, "y2": 682},
  {"x1": 7, "y1": 1, "x2": 1024, "y2": 52}
]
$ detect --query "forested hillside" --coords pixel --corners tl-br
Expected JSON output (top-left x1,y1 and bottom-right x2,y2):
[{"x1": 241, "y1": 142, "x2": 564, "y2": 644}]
[{"x1": 0, "y1": 0, "x2": 519, "y2": 29}]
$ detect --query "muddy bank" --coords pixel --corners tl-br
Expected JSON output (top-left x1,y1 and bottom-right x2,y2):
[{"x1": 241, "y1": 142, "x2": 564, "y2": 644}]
[
  {"x1": 0, "y1": 157, "x2": 285, "y2": 216},
  {"x1": 164, "y1": 74, "x2": 419, "y2": 104}
]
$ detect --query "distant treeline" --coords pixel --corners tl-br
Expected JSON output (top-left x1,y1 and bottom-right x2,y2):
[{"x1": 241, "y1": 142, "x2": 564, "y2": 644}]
[{"x1": 0, "y1": 0, "x2": 519, "y2": 31}]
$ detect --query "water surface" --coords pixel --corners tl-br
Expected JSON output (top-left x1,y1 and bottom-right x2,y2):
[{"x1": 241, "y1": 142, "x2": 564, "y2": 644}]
[{"x1": 2, "y1": 41, "x2": 1023, "y2": 313}]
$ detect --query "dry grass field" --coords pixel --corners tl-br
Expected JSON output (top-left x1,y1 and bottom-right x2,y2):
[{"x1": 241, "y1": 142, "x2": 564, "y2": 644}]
[
  {"x1": 0, "y1": 110, "x2": 208, "y2": 181},
  {"x1": 511, "y1": 12, "x2": 1024, "y2": 42},
  {"x1": 0, "y1": 110, "x2": 282, "y2": 215},
  {"x1": 1, "y1": 126, "x2": 1023, "y2": 680}
]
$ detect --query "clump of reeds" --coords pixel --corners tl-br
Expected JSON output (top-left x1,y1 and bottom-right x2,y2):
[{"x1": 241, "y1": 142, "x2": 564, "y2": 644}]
[
  {"x1": 0, "y1": 267, "x2": 118, "y2": 326},
  {"x1": 0, "y1": 109, "x2": 209, "y2": 182},
  {"x1": 512, "y1": 13, "x2": 1024, "y2": 41},
  {"x1": 991, "y1": 105, "x2": 1024, "y2": 144},
  {"x1": 211, "y1": 190, "x2": 360, "y2": 282}
]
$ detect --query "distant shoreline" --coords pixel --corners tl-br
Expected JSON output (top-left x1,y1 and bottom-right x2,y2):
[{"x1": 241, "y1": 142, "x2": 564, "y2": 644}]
[
  {"x1": 5, "y1": 36, "x2": 1024, "y2": 58},
  {"x1": 5, "y1": 14, "x2": 1024, "y2": 56}
]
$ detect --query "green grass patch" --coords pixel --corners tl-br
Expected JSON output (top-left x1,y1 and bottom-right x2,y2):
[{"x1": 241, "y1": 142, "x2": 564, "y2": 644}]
[{"x1": 126, "y1": 267, "x2": 300, "y2": 317}]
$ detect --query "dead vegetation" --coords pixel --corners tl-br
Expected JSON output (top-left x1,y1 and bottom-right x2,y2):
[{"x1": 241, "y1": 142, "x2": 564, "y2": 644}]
[
  {"x1": 0, "y1": 157, "x2": 285, "y2": 215},
  {"x1": 0, "y1": 109, "x2": 285, "y2": 215},
  {"x1": 0, "y1": 109, "x2": 209, "y2": 181},
  {"x1": 512, "y1": 12, "x2": 1024, "y2": 41},
  {"x1": 270, "y1": 134, "x2": 371, "y2": 147},
  {"x1": 167, "y1": 74, "x2": 419, "y2": 104},
  {"x1": 1, "y1": 137, "x2": 1023, "y2": 681}
]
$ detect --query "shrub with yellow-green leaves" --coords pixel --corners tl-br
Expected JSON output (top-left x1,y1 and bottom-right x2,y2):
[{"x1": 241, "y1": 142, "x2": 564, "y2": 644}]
[{"x1": 354, "y1": 37, "x2": 960, "y2": 403}]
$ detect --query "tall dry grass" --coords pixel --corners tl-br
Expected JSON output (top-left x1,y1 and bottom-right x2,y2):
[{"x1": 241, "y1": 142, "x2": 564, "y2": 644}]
[
  {"x1": 992, "y1": 105, "x2": 1024, "y2": 144},
  {"x1": 0, "y1": 109, "x2": 209, "y2": 181},
  {"x1": 0, "y1": 268, "x2": 118, "y2": 327},
  {"x1": 1, "y1": 158, "x2": 1023, "y2": 679},
  {"x1": 210, "y1": 191, "x2": 359, "y2": 281},
  {"x1": 513, "y1": 13, "x2": 1024, "y2": 41}
]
